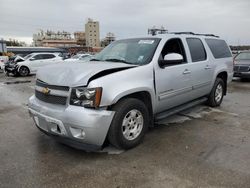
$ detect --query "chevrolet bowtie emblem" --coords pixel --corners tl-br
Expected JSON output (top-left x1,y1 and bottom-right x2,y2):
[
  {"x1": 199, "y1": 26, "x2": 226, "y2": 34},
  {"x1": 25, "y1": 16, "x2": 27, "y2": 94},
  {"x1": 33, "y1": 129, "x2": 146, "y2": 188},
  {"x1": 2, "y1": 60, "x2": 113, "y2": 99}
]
[{"x1": 42, "y1": 87, "x2": 50, "y2": 95}]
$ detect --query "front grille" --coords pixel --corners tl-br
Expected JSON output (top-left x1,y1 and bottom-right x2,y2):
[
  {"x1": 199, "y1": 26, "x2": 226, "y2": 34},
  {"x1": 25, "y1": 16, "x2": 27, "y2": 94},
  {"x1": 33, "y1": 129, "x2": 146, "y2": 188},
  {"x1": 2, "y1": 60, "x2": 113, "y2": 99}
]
[
  {"x1": 239, "y1": 66, "x2": 249, "y2": 72},
  {"x1": 35, "y1": 79, "x2": 69, "y2": 105},
  {"x1": 36, "y1": 79, "x2": 69, "y2": 91},
  {"x1": 35, "y1": 90, "x2": 67, "y2": 105}
]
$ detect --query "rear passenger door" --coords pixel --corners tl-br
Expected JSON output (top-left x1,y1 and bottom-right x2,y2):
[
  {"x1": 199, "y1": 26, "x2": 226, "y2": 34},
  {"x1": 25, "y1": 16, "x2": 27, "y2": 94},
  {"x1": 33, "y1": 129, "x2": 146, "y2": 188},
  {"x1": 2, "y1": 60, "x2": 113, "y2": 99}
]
[{"x1": 186, "y1": 38, "x2": 214, "y2": 99}]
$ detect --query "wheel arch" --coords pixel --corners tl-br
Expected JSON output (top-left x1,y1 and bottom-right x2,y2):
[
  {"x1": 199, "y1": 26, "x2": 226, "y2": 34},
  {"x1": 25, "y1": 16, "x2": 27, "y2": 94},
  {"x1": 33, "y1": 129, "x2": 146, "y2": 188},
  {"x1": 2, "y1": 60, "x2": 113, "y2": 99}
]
[
  {"x1": 108, "y1": 90, "x2": 154, "y2": 127},
  {"x1": 18, "y1": 65, "x2": 30, "y2": 73},
  {"x1": 216, "y1": 71, "x2": 228, "y2": 95}
]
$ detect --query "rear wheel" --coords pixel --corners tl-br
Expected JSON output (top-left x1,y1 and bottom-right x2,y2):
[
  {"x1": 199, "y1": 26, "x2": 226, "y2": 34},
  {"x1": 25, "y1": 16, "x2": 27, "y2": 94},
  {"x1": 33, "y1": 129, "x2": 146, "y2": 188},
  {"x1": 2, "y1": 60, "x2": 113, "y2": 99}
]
[
  {"x1": 207, "y1": 78, "x2": 225, "y2": 107},
  {"x1": 19, "y1": 66, "x2": 30, "y2": 77},
  {"x1": 108, "y1": 98, "x2": 149, "y2": 149}
]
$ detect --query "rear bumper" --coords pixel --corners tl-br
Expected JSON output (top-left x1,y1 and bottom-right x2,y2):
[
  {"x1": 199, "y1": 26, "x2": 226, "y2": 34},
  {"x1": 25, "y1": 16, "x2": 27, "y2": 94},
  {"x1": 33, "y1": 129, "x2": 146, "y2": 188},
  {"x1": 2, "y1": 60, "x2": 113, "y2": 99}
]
[
  {"x1": 28, "y1": 95, "x2": 115, "y2": 151},
  {"x1": 228, "y1": 72, "x2": 234, "y2": 83},
  {"x1": 234, "y1": 72, "x2": 250, "y2": 78}
]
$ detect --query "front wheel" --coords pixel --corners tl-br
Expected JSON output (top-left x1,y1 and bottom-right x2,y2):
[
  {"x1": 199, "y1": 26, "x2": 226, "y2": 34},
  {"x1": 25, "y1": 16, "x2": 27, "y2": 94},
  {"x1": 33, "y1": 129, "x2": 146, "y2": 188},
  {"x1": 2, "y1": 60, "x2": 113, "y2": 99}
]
[
  {"x1": 19, "y1": 66, "x2": 30, "y2": 77},
  {"x1": 207, "y1": 78, "x2": 225, "y2": 107},
  {"x1": 108, "y1": 98, "x2": 149, "y2": 149}
]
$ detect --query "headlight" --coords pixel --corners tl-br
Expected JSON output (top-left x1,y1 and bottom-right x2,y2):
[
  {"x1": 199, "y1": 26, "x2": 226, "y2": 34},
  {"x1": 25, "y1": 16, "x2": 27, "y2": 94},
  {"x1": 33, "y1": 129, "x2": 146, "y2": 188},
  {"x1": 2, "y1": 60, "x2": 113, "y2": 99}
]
[{"x1": 70, "y1": 87, "x2": 102, "y2": 108}]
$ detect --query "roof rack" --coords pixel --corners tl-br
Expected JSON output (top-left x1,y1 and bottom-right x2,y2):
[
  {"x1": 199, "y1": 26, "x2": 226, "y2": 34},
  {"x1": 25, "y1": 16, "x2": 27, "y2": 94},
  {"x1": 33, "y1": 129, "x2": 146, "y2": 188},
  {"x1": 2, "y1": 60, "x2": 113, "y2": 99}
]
[{"x1": 170, "y1": 32, "x2": 219, "y2": 38}]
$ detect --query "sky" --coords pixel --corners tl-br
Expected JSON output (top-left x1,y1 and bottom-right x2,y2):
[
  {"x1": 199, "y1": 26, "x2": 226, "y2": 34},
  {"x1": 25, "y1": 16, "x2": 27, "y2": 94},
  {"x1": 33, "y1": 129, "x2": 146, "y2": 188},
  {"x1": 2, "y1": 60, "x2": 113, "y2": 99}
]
[{"x1": 0, "y1": 0, "x2": 249, "y2": 45}]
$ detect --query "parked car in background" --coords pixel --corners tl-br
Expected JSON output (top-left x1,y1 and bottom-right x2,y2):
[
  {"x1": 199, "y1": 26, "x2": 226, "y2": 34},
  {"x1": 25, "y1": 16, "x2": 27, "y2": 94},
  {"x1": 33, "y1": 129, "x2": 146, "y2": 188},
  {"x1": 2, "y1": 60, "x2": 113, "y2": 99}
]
[
  {"x1": 5, "y1": 52, "x2": 63, "y2": 76},
  {"x1": 0, "y1": 56, "x2": 9, "y2": 70},
  {"x1": 28, "y1": 33, "x2": 233, "y2": 151},
  {"x1": 71, "y1": 55, "x2": 93, "y2": 63},
  {"x1": 233, "y1": 51, "x2": 250, "y2": 80},
  {"x1": 64, "y1": 54, "x2": 91, "y2": 62}
]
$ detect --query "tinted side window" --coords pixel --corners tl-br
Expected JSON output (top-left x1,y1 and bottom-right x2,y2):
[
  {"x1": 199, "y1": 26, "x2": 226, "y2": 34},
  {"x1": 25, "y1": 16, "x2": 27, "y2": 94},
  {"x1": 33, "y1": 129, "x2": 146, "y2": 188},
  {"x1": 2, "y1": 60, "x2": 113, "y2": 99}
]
[
  {"x1": 41, "y1": 54, "x2": 55, "y2": 59},
  {"x1": 186, "y1": 38, "x2": 207, "y2": 62},
  {"x1": 32, "y1": 55, "x2": 42, "y2": 60},
  {"x1": 205, "y1": 39, "x2": 232, "y2": 59}
]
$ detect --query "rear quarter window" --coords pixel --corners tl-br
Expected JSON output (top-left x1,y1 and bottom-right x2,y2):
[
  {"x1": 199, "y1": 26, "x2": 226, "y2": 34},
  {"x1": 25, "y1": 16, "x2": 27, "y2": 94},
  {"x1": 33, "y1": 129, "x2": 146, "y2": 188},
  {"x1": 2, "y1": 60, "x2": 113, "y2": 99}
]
[{"x1": 205, "y1": 39, "x2": 232, "y2": 59}]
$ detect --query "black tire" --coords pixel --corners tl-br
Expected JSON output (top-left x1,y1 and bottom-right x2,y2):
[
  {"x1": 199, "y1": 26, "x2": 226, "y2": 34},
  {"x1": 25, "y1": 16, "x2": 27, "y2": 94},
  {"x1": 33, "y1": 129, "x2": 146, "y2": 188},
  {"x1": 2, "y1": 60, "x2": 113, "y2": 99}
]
[
  {"x1": 207, "y1": 78, "x2": 225, "y2": 107},
  {"x1": 19, "y1": 66, "x2": 30, "y2": 77},
  {"x1": 108, "y1": 98, "x2": 149, "y2": 149}
]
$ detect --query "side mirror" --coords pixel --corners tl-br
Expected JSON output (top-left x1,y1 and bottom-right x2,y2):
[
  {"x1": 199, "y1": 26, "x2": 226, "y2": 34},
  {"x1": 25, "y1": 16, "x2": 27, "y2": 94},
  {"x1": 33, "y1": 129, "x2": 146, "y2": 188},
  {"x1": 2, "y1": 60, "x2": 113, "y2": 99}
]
[
  {"x1": 158, "y1": 53, "x2": 183, "y2": 68},
  {"x1": 29, "y1": 57, "x2": 35, "y2": 61}
]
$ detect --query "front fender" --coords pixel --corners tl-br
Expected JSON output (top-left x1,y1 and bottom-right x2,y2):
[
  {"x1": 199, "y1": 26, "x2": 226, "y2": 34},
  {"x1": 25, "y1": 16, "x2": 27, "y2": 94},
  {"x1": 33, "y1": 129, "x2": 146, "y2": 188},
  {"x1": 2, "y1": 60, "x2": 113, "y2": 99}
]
[
  {"x1": 111, "y1": 87, "x2": 154, "y2": 105},
  {"x1": 87, "y1": 64, "x2": 156, "y2": 110}
]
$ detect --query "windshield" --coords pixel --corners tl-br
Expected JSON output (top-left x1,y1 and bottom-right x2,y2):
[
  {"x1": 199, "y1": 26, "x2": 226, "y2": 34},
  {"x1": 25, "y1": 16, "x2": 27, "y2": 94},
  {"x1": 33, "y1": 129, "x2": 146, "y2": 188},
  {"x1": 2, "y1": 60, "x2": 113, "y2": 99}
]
[
  {"x1": 23, "y1": 54, "x2": 33, "y2": 60},
  {"x1": 235, "y1": 52, "x2": 250, "y2": 60},
  {"x1": 92, "y1": 38, "x2": 161, "y2": 65},
  {"x1": 79, "y1": 55, "x2": 92, "y2": 61},
  {"x1": 71, "y1": 54, "x2": 81, "y2": 59}
]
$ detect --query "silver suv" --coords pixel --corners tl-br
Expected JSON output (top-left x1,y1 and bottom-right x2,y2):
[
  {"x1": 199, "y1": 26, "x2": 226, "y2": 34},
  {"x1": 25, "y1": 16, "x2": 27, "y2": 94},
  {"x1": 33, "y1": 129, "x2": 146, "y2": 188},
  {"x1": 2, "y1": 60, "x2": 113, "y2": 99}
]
[{"x1": 28, "y1": 32, "x2": 233, "y2": 151}]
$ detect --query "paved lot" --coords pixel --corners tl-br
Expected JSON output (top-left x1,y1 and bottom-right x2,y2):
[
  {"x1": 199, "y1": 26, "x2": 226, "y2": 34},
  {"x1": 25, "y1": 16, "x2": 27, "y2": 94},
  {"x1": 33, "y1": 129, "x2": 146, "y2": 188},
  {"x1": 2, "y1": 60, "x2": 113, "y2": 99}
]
[{"x1": 0, "y1": 71, "x2": 250, "y2": 188}]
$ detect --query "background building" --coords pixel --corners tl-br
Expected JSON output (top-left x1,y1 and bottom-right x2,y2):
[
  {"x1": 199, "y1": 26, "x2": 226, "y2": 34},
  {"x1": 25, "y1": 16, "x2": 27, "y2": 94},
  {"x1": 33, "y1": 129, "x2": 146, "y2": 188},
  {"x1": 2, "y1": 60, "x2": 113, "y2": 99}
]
[
  {"x1": 74, "y1": 31, "x2": 86, "y2": 46},
  {"x1": 85, "y1": 18, "x2": 100, "y2": 48},
  {"x1": 101, "y1": 32, "x2": 116, "y2": 47},
  {"x1": 33, "y1": 30, "x2": 77, "y2": 47}
]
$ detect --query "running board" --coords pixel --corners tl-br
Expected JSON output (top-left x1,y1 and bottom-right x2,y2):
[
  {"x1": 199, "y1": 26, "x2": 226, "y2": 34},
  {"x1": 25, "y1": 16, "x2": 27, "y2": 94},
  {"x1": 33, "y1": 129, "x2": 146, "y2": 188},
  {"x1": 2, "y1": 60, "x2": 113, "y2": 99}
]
[{"x1": 155, "y1": 97, "x2": 208, "y2": 122}]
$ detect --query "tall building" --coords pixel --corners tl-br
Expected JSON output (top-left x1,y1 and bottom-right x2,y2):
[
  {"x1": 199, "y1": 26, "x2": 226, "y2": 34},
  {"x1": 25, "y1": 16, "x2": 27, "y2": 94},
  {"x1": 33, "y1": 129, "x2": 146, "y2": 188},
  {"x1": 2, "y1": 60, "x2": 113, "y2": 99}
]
[{"x1": 85, "y1": 18, "x2": 100, "y2": 47}]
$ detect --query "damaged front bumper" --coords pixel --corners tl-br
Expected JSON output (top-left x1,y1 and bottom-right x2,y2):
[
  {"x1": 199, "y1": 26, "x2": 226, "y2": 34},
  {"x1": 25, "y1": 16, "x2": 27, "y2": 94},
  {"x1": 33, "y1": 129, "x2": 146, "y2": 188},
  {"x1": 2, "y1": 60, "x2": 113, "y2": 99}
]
[
  {"x1": 28, "y1": 95, "x2": 115, "y2": 151},
  {"x1": 4, "y1": 64, "x2": 18, "y2": 75}
]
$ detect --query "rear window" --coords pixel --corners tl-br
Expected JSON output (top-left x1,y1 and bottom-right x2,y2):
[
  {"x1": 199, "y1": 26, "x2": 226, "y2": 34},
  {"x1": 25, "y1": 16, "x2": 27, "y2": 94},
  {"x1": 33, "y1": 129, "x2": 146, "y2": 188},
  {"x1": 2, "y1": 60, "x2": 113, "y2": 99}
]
[
  {"x1": 205, "y1": 39, "x2": 232, "y2": 59},
  {"x1": 186, "y1": 38, "x2": 207, "y2": 62}
]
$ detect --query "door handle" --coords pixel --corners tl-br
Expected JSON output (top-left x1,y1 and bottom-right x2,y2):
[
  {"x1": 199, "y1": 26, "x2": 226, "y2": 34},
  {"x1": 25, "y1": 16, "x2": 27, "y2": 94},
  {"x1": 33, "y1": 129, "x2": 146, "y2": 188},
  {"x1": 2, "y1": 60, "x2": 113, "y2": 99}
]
[
  {"x1": 183, "y1": 69, "x2": 191, "y2": 75},
  {"x1": 205, "y1": 65, "x2": 212, "y2": 70}
]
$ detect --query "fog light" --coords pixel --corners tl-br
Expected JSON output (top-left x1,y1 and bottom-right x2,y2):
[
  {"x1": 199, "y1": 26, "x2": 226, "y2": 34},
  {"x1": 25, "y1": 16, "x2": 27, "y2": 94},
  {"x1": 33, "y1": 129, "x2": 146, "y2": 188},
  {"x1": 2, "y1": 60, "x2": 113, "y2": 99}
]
[
  {"x1": 70, "y1": 127, "x2": 86, "y2": 139},
  {"x1": 50, "y1": 123, "x2": 61, "y2": 134}
]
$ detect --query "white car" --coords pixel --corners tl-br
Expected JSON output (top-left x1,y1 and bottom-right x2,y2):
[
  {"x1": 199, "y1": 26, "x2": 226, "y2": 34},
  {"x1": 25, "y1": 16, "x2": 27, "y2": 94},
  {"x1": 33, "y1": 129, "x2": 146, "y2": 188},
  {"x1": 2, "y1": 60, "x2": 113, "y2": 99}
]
[
  {"x1": 0, "y1": 56, "x2": 9, "y2": 70},
  {"x1": 64, "y1": 54, "x2": 91, "y2": 62},
  {"x1": 15, "y1": 53, "x2": 63, "y2": 76}
]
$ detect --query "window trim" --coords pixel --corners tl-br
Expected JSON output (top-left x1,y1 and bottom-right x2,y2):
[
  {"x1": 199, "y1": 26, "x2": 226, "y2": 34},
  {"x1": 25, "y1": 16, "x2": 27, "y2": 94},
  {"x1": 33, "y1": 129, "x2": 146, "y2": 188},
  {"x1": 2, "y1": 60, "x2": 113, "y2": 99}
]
[{"x1": 186, "y1": 37, "x2": 207, "y2": 63}]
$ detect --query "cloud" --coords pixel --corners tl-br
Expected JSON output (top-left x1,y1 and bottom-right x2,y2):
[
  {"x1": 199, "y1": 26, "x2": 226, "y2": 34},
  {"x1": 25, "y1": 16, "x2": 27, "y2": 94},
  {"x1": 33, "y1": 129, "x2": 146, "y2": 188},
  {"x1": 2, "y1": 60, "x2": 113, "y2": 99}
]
[{"x1": 0, "y1": 0, "x2": 249, "y2": 45}]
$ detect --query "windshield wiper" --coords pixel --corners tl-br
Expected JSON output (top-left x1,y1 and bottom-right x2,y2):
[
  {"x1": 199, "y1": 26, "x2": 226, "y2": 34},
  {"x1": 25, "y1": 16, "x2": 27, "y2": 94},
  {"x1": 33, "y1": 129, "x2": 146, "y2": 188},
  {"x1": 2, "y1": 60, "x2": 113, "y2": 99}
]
[
  {"x1": 90, "y1": 58, "x2": 101, "y2": 61},
  {"x1": 104, "y1": 58, "x2": 135, "y2": 65}
]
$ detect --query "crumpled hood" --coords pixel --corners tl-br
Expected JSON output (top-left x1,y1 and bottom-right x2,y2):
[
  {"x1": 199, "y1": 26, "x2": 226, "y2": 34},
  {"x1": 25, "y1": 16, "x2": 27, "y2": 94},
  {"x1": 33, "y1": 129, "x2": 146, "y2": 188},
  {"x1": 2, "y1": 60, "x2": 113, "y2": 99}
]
[{"x1": 36, "y1": 61, "x2": 135, "y2": 87}]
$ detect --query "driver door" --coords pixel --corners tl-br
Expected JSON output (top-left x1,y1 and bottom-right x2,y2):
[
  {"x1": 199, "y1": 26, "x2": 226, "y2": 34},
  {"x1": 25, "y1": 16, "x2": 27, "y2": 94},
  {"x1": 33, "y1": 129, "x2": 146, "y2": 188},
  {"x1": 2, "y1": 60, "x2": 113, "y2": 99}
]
[{"x1": 154, "y1": 38, "x2": 194, "y2": 113}]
